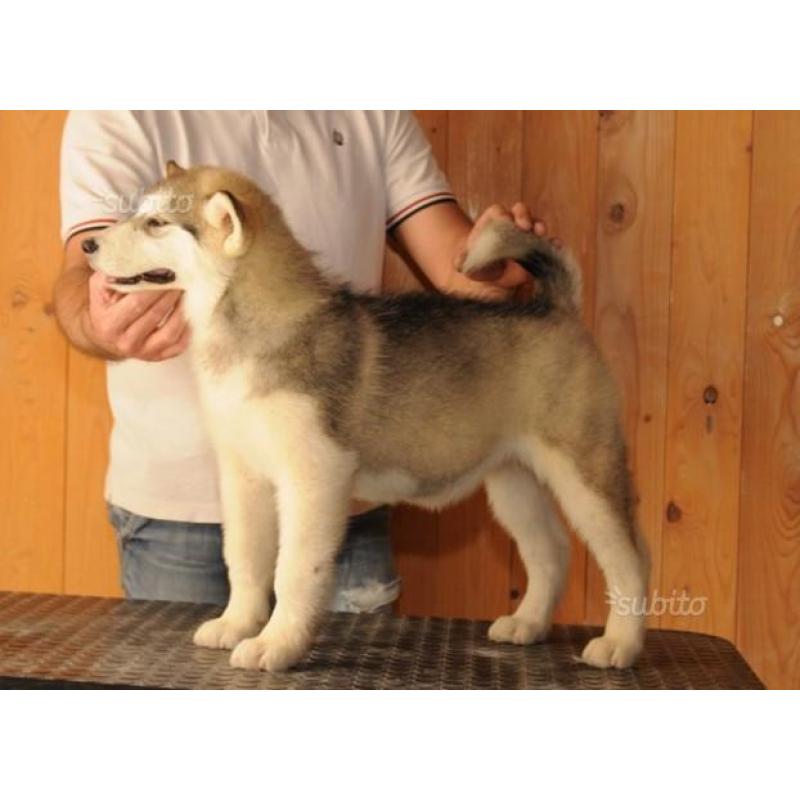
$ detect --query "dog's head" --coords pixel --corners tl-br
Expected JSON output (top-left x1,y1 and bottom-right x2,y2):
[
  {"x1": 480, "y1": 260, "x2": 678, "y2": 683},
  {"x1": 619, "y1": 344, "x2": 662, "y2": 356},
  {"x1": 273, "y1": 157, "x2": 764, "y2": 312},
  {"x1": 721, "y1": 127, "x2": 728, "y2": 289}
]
[{"x1": 83, "y1": 162, "x2": 273, "y2": 293}]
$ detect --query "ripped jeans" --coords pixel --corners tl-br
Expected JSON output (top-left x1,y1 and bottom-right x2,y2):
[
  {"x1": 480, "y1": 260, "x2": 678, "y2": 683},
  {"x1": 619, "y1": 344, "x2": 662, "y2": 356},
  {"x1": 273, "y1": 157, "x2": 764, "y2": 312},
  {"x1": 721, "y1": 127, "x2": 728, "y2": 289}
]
[{"x1": 107, "y1": 503, "x2": 401, "y2": 614}]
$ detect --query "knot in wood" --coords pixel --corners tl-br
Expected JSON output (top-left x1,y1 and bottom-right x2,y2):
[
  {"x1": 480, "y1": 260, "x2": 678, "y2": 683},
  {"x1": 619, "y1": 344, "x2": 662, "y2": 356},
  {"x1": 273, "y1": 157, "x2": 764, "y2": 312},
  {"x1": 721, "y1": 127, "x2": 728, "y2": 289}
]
[
  {"x1": 666, "y1": 501, "x2": 683, "y2": 523},
  {"x1": 609, "y1": 202, "x2": 626, "y2": 223}
]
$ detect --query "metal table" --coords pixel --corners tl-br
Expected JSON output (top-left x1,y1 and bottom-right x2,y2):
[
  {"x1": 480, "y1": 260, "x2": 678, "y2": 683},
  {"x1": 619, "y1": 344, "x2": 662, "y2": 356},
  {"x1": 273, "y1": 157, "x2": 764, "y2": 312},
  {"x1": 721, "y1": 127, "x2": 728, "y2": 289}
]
[{"x1": 0, "y1": 592, "x2": 763, "y2": 689}]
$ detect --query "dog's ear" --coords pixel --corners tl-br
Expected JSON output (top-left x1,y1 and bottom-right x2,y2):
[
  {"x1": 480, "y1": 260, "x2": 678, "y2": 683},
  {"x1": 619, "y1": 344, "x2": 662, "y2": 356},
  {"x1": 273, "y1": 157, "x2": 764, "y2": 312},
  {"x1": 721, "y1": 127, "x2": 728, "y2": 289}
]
[
  {"x1": 166, "y1": 160, "x2": 186, "y2": 178},
  {"x1": 203, "y1": 191, "x2": 249, "y2": 257}
]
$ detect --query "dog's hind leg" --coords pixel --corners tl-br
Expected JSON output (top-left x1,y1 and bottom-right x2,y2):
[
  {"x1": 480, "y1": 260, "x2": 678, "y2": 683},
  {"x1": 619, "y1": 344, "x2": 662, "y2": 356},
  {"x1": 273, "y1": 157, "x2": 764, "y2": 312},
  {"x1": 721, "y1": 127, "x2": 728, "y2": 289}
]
[
  {"x1": 523, "y1": 438, "x2": 648, "y2": 669},
  {"x1": 193, "y1": 451, "x2": 278, "y2": 651},
  {"x1": 485, "y1": 464, "x2": 570, "y2": 645}
]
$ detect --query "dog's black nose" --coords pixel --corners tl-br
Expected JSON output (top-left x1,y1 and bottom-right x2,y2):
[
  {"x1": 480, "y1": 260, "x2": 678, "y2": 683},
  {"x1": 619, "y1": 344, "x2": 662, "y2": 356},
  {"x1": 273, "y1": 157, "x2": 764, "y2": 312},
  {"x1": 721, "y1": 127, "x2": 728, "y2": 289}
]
[{"x1": 81, "y1": 238, "x2": 98, "y2": 254}]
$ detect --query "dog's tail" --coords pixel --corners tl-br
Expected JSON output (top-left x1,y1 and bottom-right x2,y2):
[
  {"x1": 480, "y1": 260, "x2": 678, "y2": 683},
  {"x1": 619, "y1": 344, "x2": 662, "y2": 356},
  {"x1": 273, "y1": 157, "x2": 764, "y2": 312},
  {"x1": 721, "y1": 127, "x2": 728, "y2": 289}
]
[{"x1": 460, "y1": 218, "x2": 582, "y2": 315}]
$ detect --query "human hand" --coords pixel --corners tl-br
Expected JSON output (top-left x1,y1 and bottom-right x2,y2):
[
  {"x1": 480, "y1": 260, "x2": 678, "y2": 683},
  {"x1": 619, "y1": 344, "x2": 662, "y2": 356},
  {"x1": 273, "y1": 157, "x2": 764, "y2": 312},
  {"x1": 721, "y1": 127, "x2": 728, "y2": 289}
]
[{"x1": 84, "y1": 269, "x2": 190, "y2": 361}]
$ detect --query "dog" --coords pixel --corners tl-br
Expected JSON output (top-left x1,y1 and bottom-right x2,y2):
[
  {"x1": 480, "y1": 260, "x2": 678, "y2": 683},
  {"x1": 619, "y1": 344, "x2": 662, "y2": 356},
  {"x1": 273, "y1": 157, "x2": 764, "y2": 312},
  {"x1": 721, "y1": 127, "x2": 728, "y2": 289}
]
[{"x1": 83, "y1": 161, "x2": 649, "y2": 672}]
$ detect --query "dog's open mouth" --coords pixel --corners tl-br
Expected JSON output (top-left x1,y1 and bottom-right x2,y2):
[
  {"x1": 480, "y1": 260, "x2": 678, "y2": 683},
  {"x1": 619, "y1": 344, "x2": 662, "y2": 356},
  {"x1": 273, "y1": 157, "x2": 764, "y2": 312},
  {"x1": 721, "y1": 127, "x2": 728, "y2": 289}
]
[{"x1": 107, "y1": 269, "x2": 176, "y2": 286}]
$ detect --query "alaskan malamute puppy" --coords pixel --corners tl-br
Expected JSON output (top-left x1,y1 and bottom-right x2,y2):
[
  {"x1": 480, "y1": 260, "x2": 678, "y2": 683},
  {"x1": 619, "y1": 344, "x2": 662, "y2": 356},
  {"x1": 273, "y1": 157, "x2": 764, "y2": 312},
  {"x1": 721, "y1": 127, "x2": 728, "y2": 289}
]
[{"x1": 84, "y1": 162, "x2": 648, "y2": 672}]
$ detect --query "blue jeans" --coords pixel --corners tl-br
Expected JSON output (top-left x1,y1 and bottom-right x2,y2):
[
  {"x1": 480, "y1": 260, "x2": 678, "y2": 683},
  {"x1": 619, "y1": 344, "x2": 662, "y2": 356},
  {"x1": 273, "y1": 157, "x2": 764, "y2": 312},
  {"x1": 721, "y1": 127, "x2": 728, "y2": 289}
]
[{"x1": 107, "y1": 503, "x2": 400, "y2": 613}]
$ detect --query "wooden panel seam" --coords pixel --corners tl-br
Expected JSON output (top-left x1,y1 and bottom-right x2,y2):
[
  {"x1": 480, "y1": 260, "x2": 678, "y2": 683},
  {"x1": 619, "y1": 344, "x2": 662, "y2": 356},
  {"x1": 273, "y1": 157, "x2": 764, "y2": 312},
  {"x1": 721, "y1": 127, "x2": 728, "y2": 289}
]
[{"x1": 733, "y1": 111, "x2": 756, "y2": 649}]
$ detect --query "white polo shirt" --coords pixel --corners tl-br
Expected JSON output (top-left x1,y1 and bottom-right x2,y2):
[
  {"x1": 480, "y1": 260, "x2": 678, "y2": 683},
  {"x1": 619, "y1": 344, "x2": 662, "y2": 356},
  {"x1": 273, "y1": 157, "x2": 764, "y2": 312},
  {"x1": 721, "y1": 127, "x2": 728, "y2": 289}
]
[{"x1": 60, "y1": 110, "x2": 455, "y2": 523}]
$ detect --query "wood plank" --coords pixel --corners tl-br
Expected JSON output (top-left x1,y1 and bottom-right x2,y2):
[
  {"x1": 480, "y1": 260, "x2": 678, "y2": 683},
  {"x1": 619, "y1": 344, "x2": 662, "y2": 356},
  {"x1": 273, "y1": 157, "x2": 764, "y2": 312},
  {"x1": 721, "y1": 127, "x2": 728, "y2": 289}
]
[
  {"x1": 390, "y1": 502, "x2": 440, "y2": 617},
  {"x1": 660, "y1": 111, "x2": 752, "y2": 638},
  {"x1": 63, "y1": 351, "x2": 120, "y2": 596},
  {"x1": 515, "y1": 110, "x2": 599, "y2": 623},
  {"x1": 430, "y1": 110, "x2": 523, "y2": 619},
  {"x1": 433, "y1": 488, "x2": 513, "y2": 620},
  {"x1": 737, "y1": 111, "x2": 800, "y2": 688},
  {"x1": 447, "y1": 111, "x2": 524, "y2": 221},
  {"x1": 588, "y1": 111, "x2": 675, "y2": 626},
  {"x1": 523, "y1": 111, "x2": 600, "y2": 329},
  {"x1": 0, "y1": 111, "x2": 68, "y2": 592}
]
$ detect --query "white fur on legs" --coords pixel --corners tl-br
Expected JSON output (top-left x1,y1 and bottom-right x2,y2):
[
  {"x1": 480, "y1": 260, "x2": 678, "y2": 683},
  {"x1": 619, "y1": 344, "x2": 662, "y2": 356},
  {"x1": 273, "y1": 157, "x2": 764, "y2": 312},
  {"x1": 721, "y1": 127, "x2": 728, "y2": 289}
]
[
  {"x1": 193, "y1": 453, "x2": 278, "y2": 651},
  {"x1": 522, "y1": 438, "x2": 648, "y2": 669},
  {"x1": 230, "y1": 450, "x2": 356, "y2": 672},
  {"x1": 485, "y1": 464, "x2": 569, "y2": 645}
]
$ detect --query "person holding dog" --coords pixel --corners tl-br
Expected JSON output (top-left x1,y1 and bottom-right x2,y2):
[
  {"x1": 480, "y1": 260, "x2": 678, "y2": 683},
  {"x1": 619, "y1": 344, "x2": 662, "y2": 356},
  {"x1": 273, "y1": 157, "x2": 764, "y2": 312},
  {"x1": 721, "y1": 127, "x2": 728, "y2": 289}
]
[{"x1": 54, "y1": 111, "x2": 552, "y2": 612}]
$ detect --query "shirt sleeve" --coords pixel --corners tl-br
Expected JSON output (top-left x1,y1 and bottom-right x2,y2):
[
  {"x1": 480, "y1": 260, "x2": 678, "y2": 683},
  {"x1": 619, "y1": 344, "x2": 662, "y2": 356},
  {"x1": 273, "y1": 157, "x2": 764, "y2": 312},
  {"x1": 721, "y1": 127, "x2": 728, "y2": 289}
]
[
  {"x1": 60, "y1": 110, "x2": 159, "y2": 242},
  {"x1": 382, "y1": 111, "x2": 455, "y2": 233}
]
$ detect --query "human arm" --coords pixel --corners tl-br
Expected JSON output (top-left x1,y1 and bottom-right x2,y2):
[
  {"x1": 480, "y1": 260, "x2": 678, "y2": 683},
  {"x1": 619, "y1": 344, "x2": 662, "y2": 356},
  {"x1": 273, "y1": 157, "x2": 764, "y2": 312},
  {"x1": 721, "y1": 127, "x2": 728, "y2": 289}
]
[
  {"x1": 392, "y1": 199, "x2": 551, "y2": 300},
  {"x1": 381, "y1": 111, "x2": 554, "y2": 300}
]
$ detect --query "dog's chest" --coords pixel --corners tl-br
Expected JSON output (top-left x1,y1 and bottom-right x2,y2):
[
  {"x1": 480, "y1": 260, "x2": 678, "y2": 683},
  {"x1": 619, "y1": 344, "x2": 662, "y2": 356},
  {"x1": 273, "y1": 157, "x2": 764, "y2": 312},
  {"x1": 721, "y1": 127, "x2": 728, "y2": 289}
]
[{"x1": 196, "y1": 364, "x2": 257, "y2": 446}]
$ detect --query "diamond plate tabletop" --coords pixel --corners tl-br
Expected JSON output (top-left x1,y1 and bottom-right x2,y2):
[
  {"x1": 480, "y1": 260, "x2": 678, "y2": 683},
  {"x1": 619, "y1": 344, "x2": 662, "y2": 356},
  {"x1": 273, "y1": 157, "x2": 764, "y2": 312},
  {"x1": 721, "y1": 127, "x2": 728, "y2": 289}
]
[{"x1": 0, "y1": 592, "x2": 764, "y2": 689}]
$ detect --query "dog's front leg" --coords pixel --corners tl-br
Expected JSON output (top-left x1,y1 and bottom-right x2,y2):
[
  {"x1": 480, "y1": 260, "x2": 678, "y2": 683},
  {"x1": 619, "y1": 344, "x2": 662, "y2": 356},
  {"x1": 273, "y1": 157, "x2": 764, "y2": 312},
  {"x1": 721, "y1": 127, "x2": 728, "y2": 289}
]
[
  {"x1": 230, "y1": 465, "x2": 354, "y2": 672},
  {"x1": 194, "y1": 451, "x2": 278, "y2": 651}
]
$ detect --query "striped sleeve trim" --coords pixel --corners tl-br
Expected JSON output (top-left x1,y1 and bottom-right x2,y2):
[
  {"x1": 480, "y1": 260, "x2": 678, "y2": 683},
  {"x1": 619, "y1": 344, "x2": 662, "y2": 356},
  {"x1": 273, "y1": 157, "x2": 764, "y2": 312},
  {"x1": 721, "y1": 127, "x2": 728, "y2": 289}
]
[
  {"x1": 386, "y1": 192, "x2": 456, "y2": 231},
  {"x1": 64, "y1": 217, "x2": 120, "y2": 243}
]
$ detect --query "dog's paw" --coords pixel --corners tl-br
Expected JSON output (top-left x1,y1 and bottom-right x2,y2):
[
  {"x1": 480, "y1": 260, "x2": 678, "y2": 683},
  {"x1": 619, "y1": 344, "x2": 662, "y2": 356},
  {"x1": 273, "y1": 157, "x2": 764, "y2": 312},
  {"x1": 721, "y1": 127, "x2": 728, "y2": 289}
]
[
  {"x1": 193, "y1": 615, "x2": 264, "y2": 651},
  {"x1": 229, "y1": 631, "x2": 309, "y2": 673},
  {"x1": 581, "y1": 635, "x2": 642, "y2": 669},
  {"x1": 488, "y1": 615, "x2": 549, "y2": 645}
]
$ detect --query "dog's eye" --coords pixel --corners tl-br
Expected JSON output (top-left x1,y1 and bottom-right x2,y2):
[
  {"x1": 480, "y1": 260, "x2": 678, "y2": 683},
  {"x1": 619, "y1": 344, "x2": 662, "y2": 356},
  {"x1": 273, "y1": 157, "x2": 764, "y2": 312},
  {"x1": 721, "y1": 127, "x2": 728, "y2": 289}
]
[{"x1": 146, "y1": 217, "x2": 167, "y2": 228}]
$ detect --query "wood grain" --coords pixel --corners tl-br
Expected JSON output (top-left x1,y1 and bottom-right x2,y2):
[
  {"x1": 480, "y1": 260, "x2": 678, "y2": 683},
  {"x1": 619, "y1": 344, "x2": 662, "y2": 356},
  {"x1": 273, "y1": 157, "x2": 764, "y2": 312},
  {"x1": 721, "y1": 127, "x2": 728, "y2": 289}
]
[
  {"x1": 0, "y1": 111, "x2": 68, "y2": 592},
  {"x1": 516, "y1": 110, "x2": 600, "y2": 622},
  {"x1": 660, "y1": 111, "x2": 752, "y2": 638},
  {"x1": 63, "y1": 351, "x2": 120, "y2": 596},
  {"x1": 589, "y1": 111, "x2": 676, "y2": 625},
  {"x1": 737, "y1": 111, "x2": 800, "y2": 688}
]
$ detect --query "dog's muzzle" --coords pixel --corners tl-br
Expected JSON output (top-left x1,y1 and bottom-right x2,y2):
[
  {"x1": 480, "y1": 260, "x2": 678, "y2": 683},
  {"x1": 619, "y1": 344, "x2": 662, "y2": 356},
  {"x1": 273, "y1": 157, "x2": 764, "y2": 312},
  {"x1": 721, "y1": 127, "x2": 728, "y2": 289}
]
[{"x1": 81, "y1": 237, "x2": 177, "y2": 286}]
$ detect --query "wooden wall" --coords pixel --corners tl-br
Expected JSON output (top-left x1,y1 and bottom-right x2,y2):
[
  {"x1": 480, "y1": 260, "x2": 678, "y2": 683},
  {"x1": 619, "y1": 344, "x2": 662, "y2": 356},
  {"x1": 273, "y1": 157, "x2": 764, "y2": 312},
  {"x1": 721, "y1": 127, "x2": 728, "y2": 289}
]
[
  {"x1": 1, "y1": 111, "x2": 798, "y2": 688},
  {"x1": 0, "y1": 110, "x2": 121, "y2": 599}
]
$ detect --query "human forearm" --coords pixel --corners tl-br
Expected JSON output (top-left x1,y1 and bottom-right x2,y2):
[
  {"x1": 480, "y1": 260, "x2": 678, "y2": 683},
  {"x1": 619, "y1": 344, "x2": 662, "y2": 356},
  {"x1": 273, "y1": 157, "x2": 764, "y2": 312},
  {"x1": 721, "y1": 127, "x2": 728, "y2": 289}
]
[{"x1": 391, "y1": 202, "x2": 483, "y2": 296}]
